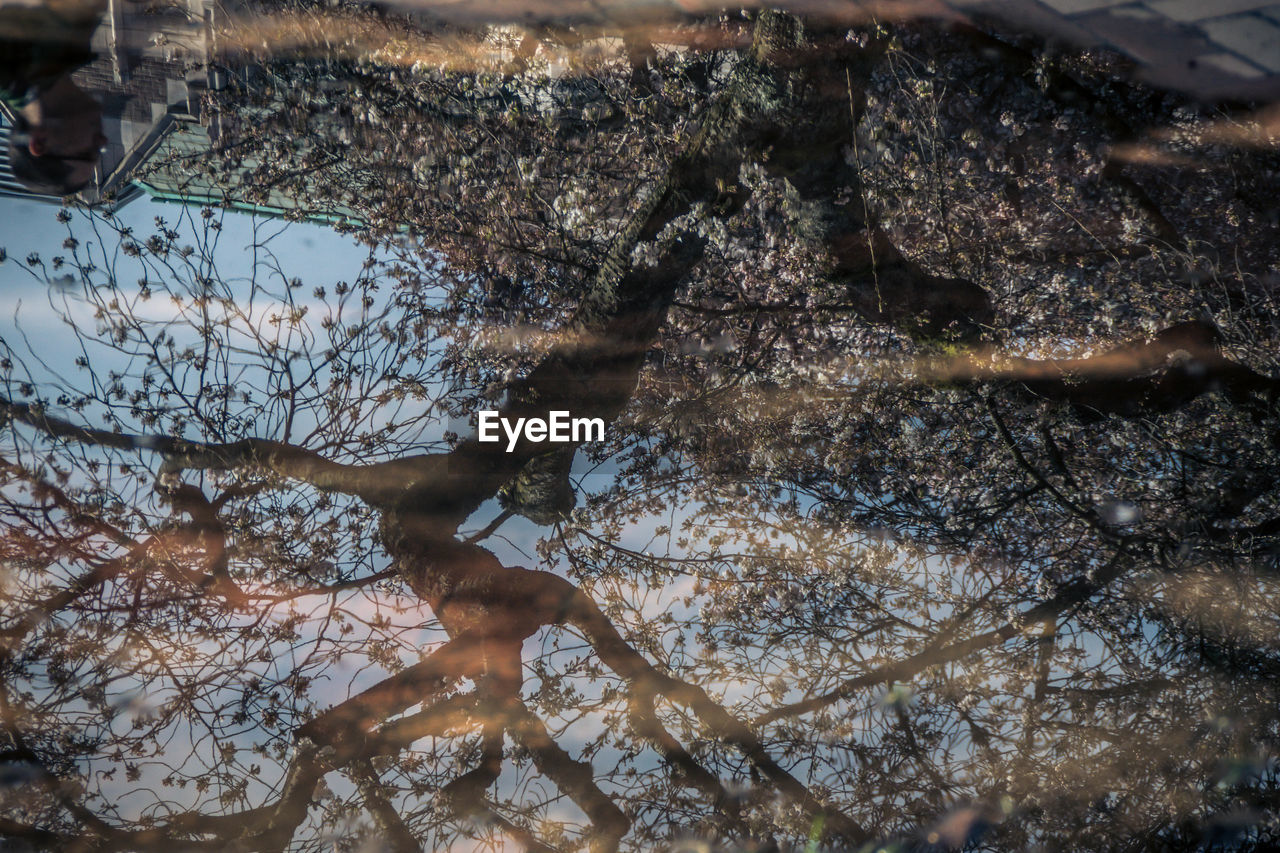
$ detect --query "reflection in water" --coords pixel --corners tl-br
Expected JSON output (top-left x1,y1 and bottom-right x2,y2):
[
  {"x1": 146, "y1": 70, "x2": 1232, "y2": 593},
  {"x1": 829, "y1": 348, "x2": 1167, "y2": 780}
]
[
  {"x1": 1, "y1": 2, "x2": 1280, "y2": 851},
  {"x1": 0, "y1": 0, "x2": 107, "y2": 194}
]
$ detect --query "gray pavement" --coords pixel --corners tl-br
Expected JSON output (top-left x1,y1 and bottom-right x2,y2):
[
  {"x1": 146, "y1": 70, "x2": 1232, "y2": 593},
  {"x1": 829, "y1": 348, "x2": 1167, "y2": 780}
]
[{"x1": 947, "y1": 0, "x2": 1280, "y2": 99}]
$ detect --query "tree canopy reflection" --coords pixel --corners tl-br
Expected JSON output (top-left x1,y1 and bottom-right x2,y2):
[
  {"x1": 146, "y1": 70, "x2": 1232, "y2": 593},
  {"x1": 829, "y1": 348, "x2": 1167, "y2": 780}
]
[{"x1": 2, "y1": 3, "x2": 1280, "y2": 851}]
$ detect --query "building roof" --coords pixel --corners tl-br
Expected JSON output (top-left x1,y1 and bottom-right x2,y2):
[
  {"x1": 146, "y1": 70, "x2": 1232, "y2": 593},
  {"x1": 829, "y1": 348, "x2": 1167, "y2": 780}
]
[{"x1": 130, "y1": 113, "x2": 363, "y2": 226}]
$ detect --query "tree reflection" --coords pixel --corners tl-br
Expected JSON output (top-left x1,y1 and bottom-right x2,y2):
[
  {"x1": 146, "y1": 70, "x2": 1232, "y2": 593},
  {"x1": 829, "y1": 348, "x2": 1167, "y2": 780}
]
[{"x1": 2, "y1": 3, "x2": 1279, "y2": 851}]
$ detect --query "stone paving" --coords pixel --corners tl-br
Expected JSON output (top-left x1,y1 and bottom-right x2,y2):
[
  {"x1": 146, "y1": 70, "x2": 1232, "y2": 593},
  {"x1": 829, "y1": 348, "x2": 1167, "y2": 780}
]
[{"x1": 947, "y1": 0, "x2": 1280, "y2": 99}]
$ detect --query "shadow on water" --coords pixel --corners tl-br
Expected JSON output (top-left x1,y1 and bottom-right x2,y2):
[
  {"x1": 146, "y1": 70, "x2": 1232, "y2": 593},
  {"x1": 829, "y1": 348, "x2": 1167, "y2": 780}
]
[{"x1": 1, "y1": 1, "x2": 1280, "y2": 851}]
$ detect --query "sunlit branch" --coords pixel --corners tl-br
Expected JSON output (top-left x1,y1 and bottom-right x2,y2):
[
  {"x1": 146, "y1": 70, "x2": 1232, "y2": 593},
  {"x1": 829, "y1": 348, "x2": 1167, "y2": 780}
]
[
  {"x1": 249, "y1": 567, "x2": 401, "y2": 603},
  {"x1": 935, "y1": 322, "x2": 1279, "y2": 418}
]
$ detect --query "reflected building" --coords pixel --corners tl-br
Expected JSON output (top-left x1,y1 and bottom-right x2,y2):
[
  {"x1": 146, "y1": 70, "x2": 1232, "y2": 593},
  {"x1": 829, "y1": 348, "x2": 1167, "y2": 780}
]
[
  {"x1": 1, "y1": 0, "x2": 365, "y2": 223},
  {"x1": 1, "y1": 0, "x2": 223, "y2": 205},
  {"x1": 0, "y1": 0, "x2": 315, "y2": 215},
  {"x1": 123, "y1": 94, "x2": 361, "y2": 224},
  {"x1": 77, "y1": 0, "x2": 221, "y2": 203}
]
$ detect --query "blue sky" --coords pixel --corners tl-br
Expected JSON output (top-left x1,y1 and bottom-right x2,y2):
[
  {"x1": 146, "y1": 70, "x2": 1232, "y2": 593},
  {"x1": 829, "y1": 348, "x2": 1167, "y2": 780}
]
[
  {"x1": 1, "y1": 193, "x2": 373, "y2": 303},
  {"x1": 0, "y1": 192, "x2": 399, "y2": 444}
]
